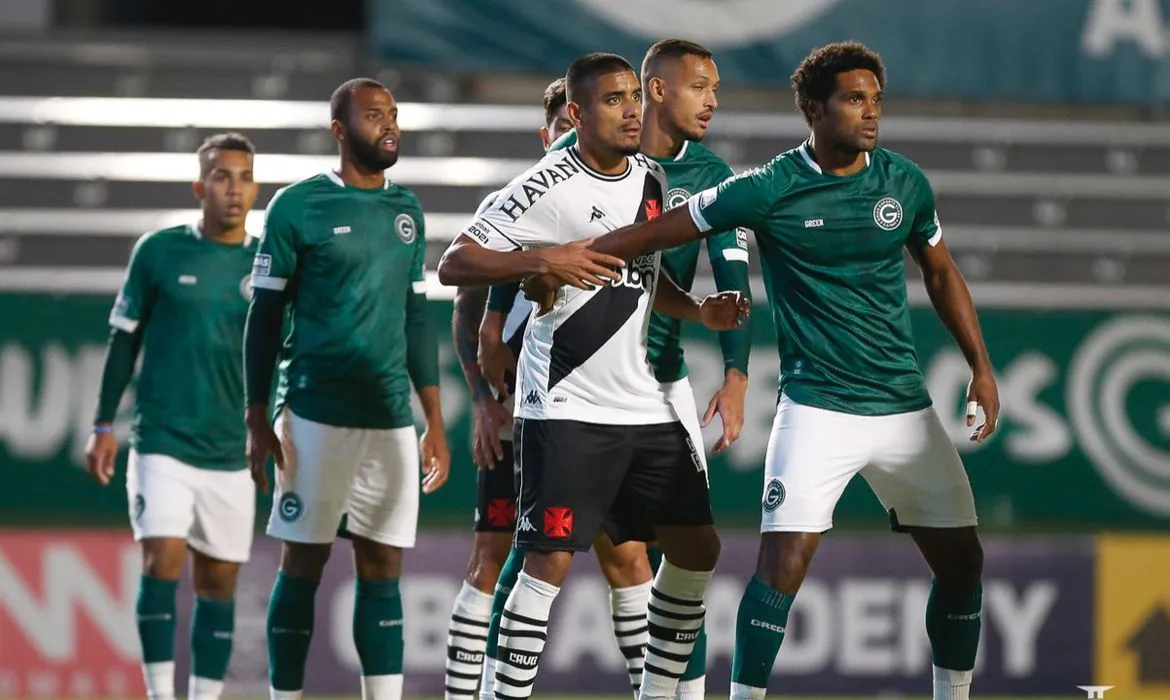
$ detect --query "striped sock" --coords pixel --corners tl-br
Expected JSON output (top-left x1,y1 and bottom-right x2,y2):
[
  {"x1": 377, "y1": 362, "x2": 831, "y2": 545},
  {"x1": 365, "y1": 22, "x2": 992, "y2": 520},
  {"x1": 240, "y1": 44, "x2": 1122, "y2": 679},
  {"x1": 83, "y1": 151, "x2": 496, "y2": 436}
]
[
  {"x1": 638, "y1": 561, "x2": 712, "y2": 700},
  {"x1": 610, "y1": 581, "x2": 651, "y2": 694},
  {"x1": 444, "y1": 581, "x2": 494, "y2": 699},
  {"x1": 492, "y1": 572, "x2": 559, "y2": 700}
]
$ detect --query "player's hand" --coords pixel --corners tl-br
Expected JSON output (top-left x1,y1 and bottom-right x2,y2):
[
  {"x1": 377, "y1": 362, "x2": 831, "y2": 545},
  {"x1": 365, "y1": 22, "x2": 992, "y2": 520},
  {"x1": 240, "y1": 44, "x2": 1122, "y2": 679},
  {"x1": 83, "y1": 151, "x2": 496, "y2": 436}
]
[
  {"x1": 702, "y1": 370, "x2": 748, "y2": 453},
  {"x1": 245, "y1": 406, "x2": 283, "y2": 494},
  {"x1": 478, "y1": 332, "x2": 516, "y2": 399},
  {"x1": 966, "y1": 368, "x2": 1000, "y2": 443},
  {"x1": 699, "y1": 291, "x2": 750, "y2": 331},
  {"x1": 85, "y1": 428, "x2": 119, "y2": 486},
  {"x1": 472, "y1": 397, "x2": 512, "y2": 469},
  {"x1": 521, "y1": 273, "x2": 559, "y2": 315},
  {"x1": 536, "y1": 239, "x2": 625, "y2": 291},
  {"x1": 420, "y1": 427, "x2": 451, "y2": 494}
]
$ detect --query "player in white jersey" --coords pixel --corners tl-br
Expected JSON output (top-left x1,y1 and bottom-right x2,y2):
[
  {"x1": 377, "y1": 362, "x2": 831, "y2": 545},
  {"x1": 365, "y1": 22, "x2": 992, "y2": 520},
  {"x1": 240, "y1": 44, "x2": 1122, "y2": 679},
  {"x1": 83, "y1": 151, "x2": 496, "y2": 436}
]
[
  {"x1": 437, "y1": 52, "x2": 747, "y2": 700},
  {"x1": 443, "y1": 78, "x2": 658, "y2": 700}
]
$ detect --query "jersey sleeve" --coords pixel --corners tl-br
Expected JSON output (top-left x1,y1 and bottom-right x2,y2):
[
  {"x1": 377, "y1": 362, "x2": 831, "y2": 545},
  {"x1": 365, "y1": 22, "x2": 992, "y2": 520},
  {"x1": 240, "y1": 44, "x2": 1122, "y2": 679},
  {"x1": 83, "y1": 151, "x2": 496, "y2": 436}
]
[
  {"x1": 109, "y1": 233, "x2": 157, "y2": 333},
  {"x1": 251, "y1": 187, "x2": 300, "y2": 292},
  {"x1": 703, "y1": 163, "x2": 751, "y2": 265},
  {"x1": 687, "y1": 164, "x2": 778, "y2": 236},
  {"x1": 908, "y1": 168, "x2": 943, "y2": 247},
  {"x1": 459, "y1": 180, "x2": 559, "y2": 251}
]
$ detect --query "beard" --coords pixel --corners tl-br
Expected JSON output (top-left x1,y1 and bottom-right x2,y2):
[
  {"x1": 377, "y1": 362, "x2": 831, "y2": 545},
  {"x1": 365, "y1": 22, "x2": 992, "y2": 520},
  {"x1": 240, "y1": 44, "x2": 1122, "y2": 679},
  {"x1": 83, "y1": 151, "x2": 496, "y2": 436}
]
[{"x1": 349, "y1": 131, "x2": 399, "y2": 171}]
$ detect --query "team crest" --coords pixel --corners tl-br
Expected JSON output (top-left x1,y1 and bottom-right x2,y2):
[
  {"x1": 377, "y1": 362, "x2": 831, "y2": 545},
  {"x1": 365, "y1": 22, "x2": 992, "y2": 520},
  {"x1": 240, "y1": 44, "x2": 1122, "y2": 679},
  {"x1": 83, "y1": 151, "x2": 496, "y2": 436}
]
[
  {"x1": 239, "y1": 275, "x2": 254, "y2": 301},
  {"x1": 278, "y1": 492, "x2": 304, "y2": 523},
  {"x1": 395, "y1": 213, "x2": 417, "y2": 243},
  {"x1": 762, "y1": 478, "x2": 786, "y2": 512},
  {"x1": 666, "y1": 187, "x2": 690, "y2": 211},
  {"x1": 134, "y1": 494, "x2": 146, "y2": 521},
  {"x1": 872, "y1": 196, "x2": 903, "y2": 231}
]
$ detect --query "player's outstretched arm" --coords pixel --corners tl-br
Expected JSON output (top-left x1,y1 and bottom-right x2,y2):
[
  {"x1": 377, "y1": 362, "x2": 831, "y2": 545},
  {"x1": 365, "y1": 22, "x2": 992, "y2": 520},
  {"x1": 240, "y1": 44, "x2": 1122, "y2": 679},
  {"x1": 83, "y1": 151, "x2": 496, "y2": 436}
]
[
  {"x1": 437, "y1": 235, "x2": 624, "y2": 288},
  {"x1": 654, "y1": 273, "x2": 751, "y2": 330},
  {"x1": 907, "y1": 236, "x2": 998, "y2": 442},
  {"x1": 591, "y1": 205, "x2": 703, "y2": 261}
]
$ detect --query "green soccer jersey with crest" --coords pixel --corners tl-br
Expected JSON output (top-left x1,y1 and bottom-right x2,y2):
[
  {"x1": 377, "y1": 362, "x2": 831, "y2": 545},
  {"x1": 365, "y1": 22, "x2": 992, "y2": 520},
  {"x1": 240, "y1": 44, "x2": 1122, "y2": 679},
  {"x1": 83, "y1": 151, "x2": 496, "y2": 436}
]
[
  {"x1": 549, "y1": 131, "x2": 752, "y2": 382},
  {"x1": 109, "y1": 224, "x2": 255, "y2": 471},
  {"x1": 250, "y1": 171, "x2": 436, "y2": 429},
  {"x1": 690, "y1": 142, "x2": 940, "y2": 416}
]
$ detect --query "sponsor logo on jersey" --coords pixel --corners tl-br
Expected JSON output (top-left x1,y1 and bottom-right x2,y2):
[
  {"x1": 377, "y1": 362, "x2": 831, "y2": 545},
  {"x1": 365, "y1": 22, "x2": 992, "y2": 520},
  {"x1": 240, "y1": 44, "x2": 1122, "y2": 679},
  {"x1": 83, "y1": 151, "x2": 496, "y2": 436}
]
[
  {"x1": 178, "y1": 275, "x2": 197, "y2": 285},
  {"x1": 762, "y1": 478, "x2": 786, "y2": 512},
  {"x1": 735, "y1": 227, "x2": 751, "y2": 248},
  {"x1": 278, "y1": 492, "x2": 304, "y2": 523},
  {"x1": 804, "y1": 218, "x2": 824, "y2": 228},
  {"x1": 610, "y1": 253, "x2": 657, "y2": 292},
  {"x1": 543, "y1": 506, "x2": 574, "y2": 538},
  {"x1": 332, "y1": 225, "x2": 351, "y2": 235},
  {"x1": 464, "y1": 221, "x2": 492, "y2": 245},
  {"x1": 666, "y1": 187, "x2": 690, "y2": 210},
  {"x1": 252, "y1": 253, "x2": 272, "y2": 278},
  {"x1": 239, "y1": 275, "x2": 254, "y2": 301},
  {"x1": 395, "y1": 213, "x2": 417, "y2": 243},
  {"x1": 873, "y1": 196, "x2": 903, "y2": 231},
  {"x1": 589, "y1": 205, "x2": 606, "y2": 223}
]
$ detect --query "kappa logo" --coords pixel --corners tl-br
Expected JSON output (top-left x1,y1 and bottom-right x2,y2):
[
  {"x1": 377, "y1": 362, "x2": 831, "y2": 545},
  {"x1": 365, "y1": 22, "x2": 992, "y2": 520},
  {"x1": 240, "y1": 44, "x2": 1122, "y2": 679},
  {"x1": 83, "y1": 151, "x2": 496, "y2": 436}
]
[
  {"x1": 873, "y1": 196, "x2": 903, "y2": 231},
  {"x1": 523, "y1": 390, "x2": 541, "y2": 406},
  {"x1": 395, "y1": 213, "x2": 417, "y2": 243},
  {"x1": 517, "y1": 517, "x2": 537, "y2": 532}
]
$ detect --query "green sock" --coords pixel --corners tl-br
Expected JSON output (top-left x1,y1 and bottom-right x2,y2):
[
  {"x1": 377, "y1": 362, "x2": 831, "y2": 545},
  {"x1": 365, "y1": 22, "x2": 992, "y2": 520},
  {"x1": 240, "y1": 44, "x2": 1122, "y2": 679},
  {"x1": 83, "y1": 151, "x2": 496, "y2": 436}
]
[
  {"x1": 191, "y1": 597, "x2": 234, "y2": 681},
  {"x1": 353, "y1": 578, "x2": 404, "y2": 676},
  {"x1": 731, "y1": 576, "x2": 795, "y2": 689},
  {"x1": 647, "y1": 547, "x2": 706, "y2": 681},
  {"x1": 267, "y1": 572, "x2": 319, "y2": 691},
  {"x1": 137, "y1": 575, "x2": 179, "y2": 664},
  {"x1": 485, "y1": 546, "x2": 526, "y2": 660},
  {"x1": 926, "y1": 578, "x2": 982, "y2": 671}
]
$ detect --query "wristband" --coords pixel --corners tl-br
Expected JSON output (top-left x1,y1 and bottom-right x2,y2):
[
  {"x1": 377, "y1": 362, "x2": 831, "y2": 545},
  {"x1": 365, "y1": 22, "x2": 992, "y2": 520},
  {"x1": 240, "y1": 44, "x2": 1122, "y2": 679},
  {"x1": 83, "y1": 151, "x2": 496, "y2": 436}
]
[{"x1": 93, "y1": 424, "x2": 115, "y2": 434}]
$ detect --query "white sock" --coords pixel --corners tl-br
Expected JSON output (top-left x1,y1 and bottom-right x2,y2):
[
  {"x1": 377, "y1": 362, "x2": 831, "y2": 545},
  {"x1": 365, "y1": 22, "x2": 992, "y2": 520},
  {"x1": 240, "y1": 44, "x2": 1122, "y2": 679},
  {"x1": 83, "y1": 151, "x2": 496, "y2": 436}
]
[
  {"x1": 730, "y1": 681, "x2": 767, "y2": 700},
  {"x1": 933, "y1": 665, "x2": 973, "y2": 700},
  {"x1": 478, "y1": 655, "x2": 498, "y2": 700},
  {"x1": 269, "y1": 689, "x2": 302, "y2": 700},
  {"x1": 187, "y1": 676, "x2": 224, "y2": 700},
  {"x1": 445, "y1": 581, "x2": 495, "y2": 700},
  {"x1": 676, "y1": 675, "x2": 705, "y2": 700},
  {"x1": 611, "y1": 580, "x2": 652, "y2": 695},
  {"x1": 492, "y1": 571, "x2": 560, "y2": 700},
  {"x1": 638, "y1": 561, "x2": 713, "y2": 700},
  {"x1": 362, "y1": 674, "x2": 404, "y2": 700},
  {"x1": 142, "y1": 661, "x2": 175, "y2": 700}
]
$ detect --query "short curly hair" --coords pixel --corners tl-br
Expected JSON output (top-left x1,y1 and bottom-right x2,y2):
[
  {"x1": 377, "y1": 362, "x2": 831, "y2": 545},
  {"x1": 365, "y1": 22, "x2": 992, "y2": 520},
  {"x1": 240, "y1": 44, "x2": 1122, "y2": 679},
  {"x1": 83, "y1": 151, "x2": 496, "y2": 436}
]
[{"x1": 790, "y1": 42, "x2": 885, "y2": 125}]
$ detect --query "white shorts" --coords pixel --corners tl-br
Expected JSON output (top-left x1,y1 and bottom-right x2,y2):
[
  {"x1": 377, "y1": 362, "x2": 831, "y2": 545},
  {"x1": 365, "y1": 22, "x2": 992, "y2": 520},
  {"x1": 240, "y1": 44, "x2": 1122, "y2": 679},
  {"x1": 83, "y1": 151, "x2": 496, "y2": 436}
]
[
  {"x1": 126, "y1": 451, "x2": 255, "y2": 563},
  {"x1": 267, "y1": 408, "x2": 421, "y2": 548},
  {"x1": 664, "y1": 377, "x2": 708, "y2": 473},
  {"x1": 760, "y1": 395, "x2": 977, "y2": 533}
]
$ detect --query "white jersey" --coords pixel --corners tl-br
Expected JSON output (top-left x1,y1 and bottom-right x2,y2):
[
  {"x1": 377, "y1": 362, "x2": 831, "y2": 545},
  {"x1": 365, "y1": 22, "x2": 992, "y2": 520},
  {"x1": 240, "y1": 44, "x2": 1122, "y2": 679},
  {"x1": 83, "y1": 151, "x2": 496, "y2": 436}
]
[{"x1": 460, "y1": 145, "x2": 673, "y2": 425}]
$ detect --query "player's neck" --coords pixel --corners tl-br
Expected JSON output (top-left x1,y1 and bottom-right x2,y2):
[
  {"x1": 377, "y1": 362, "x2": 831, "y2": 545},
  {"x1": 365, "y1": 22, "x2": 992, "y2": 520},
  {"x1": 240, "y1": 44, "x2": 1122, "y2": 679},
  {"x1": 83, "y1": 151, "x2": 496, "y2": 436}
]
[
  {"x1": 200, "y1": 218, "x2": 247, "y2": 245},
  {"x1": 336, "y1": 160, "x2": 386, "y2": 190},
  {"x1": 575, "y1": 143, "x2": 629, "y2": 175},
  {"x1": 639, "y1": 109, "x2": 685, "y2": 160},
  {"x1": 808, "y1": 133, "x2": 867, "y2": 176}
]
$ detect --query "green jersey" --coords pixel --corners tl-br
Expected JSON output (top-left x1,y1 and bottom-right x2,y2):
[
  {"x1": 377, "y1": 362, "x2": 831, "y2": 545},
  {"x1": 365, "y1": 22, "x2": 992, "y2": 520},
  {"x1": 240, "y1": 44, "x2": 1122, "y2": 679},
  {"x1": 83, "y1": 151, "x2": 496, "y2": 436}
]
[
  {"x1": 250, "y1": 172, "x2": 435, "y2": 430},
  {"x1": 109, "y1": 224, "x2": 255, "y2": 470},
  {"x1": 549, "y1": 131, "x2": 752, "y2": 382},
  {"x1": 690, "y1": 142, "x2": 939, "y2": 415}
]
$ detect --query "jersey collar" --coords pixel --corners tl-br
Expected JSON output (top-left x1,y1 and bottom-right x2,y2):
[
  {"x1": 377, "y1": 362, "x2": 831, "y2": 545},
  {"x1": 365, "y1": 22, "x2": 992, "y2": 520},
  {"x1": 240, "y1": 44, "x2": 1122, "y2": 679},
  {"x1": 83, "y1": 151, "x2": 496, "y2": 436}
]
[
  {"x1": 797, "y1": 139, "x2": 870, "y2": 175},
  {"x1": 326, "y1": 170, "x2": 392, "y2": 189},
  {"x1": 567, "y1": 146, "x2": 631, "y2": 181},
  {"x1": 188, "y1": 222, "x2": 203, "y2": 239}
]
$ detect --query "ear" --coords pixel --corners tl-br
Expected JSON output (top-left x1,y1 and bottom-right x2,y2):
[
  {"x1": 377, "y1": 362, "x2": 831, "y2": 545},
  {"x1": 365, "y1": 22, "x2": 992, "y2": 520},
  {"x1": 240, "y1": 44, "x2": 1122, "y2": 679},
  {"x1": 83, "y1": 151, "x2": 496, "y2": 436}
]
[
  {"x1": 647, "y1": 76, "x2": 667, "y2": 104},
  {"x1": 539, "y1": 126, "x2": 552, "y2": 150},
  {"x1": 330, "y1": 119, "x2": 345, "y2": 142},
  {"x1": 567, "y1": 101, "x2": 584, "y2": 129},
  {"x1": 807, "y1": 100, "x2": 824, "y2": 125},
  {"x1": 192, "y1": 180, "x2": 204, "y2": 202}
]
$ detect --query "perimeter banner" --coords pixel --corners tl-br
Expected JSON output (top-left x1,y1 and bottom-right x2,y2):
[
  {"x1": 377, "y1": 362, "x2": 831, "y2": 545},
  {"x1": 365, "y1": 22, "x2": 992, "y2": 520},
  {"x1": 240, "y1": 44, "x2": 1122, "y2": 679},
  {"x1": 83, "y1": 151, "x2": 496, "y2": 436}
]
[{"x1": 0, "y1": 531, "x2": 1093, "y2": 697}]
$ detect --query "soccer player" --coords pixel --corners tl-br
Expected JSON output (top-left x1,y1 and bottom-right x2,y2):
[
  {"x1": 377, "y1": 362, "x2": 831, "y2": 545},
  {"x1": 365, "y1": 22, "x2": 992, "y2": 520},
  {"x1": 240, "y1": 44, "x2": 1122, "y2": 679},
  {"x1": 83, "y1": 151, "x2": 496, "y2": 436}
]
[
  {"x1": 242, "y1": 78, "x2": 451, "y2": 700},
  {"x1": 479, "y1": 39, "x2": 755, "y2": 699},
  {"x1": 533, "y1": 42, "x2": 999, "y2": 700},
  {"x1": 85, "y1": 132, "x2": 261, "y2": 700},
  {"x1": 437, "y1": 52, "x2": 747, "y2": 700}
]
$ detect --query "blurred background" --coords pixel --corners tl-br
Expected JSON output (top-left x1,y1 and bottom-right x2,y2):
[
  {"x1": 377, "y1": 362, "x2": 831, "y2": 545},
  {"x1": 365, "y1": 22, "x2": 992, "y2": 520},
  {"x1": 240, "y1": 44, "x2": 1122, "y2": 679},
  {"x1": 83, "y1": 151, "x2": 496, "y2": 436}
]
[{"x1": 0, "y1": 0, "x2": 1167, "y2": 698}]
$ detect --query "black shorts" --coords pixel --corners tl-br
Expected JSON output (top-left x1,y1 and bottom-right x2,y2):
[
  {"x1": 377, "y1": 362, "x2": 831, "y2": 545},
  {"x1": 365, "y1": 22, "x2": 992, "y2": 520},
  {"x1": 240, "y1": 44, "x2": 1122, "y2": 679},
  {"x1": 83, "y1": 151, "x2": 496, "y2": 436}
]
[
  {"x1": 512, "y1": 418, "x2": 713, "y2": 552},
  {"x1": 474, "y1": 439, "x2": 518, "y2": 532}
]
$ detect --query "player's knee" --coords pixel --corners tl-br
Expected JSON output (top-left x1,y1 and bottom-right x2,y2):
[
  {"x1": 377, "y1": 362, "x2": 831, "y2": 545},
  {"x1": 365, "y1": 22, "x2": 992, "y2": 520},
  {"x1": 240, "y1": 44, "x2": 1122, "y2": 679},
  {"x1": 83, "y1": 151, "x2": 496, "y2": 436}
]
[
  {"x1": 192, "y1": 561, "x2": 241, "y2": 599},
  {"x1": 466, "y1": 533, "x2": 511, "y2": 592},
  {"x1": 756, "y1": 532, "x2": 817, "y2": 594},
  {"x1": 656, "y1": 526, "x2": 720, "y2": 572},
  {"x1": 141, "y1": 538, "x2": 186, "y2": 580},
  {"x1": 279, "y1": 541, "x2": 333, "y2": 581},
  {"x1": 522, "y1": 550, "x2": 573, "y2": 587},
  {"x1": 596, "y1": 541, "x2": 652, "y2": 588},
  {"x1": 353, "y1": 538, "x2": 404, "y2": 580},
  {"x1": 940, "y1": 531, "x2": 984, "y2": 588}
]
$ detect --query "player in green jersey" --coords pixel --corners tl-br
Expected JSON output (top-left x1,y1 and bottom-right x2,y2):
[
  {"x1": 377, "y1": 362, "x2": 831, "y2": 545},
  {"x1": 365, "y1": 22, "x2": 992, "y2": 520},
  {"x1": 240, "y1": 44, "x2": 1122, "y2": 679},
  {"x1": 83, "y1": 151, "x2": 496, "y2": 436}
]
[
  {"x1": 86, "y1": 132, "x2": 261, "y2": 700},
  {"x1": 477, "y1": 40, "x2": 754, "y2": 700},
  {"x1": 527, "y1": 41, "x2": 999, "y2": 700},
  {"x1": 242, "y1": 78, "x2": 450, "y2": 700}
]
